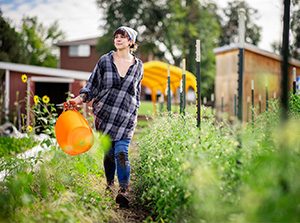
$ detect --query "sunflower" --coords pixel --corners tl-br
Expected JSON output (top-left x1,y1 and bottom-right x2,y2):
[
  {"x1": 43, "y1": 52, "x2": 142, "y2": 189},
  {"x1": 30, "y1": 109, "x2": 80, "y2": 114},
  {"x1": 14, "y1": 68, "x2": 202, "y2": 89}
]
[
  {"x1": 34, "y1": 95, "x2": 39, "y2": 105},
  {"x1": 42, "y1": 95, "x2": 50, "y2": 104},
  {"x1": 21, "y1": 74, "x2": 27, "y2": 83},
  {"x1": 26, "y1": 125, "x2": 33, "y2": 133}
]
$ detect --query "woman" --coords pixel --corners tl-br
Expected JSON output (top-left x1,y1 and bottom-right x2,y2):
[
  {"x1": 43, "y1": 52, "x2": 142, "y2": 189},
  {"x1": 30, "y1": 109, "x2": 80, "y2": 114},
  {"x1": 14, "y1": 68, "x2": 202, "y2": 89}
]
[{"x1": 68, "y1": 26, "x2": 143, "y2": 208}]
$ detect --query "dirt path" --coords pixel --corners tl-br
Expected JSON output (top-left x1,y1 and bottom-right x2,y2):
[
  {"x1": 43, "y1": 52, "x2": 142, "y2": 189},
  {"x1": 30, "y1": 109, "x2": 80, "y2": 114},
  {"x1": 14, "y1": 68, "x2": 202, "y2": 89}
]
[{"x1": 100, "y1": 136, "x2": 150, "y2": 223}]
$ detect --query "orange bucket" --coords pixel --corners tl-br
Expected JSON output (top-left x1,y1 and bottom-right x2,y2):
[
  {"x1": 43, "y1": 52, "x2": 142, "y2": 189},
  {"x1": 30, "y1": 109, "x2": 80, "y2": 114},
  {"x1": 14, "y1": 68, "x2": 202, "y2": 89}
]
[{"x1": 55, "y1": 109, "x2": 94, "y2": 156}]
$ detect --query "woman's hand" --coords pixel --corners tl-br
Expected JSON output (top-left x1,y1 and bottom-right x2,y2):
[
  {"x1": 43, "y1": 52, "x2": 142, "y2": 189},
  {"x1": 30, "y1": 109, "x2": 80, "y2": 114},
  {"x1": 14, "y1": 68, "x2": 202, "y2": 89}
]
[
  {"x1": 65, "y1": 95, "x2": 83, "y2": 109},
  {"x1": 69, "y1": 95, "x2": 83, "y2": 105}
]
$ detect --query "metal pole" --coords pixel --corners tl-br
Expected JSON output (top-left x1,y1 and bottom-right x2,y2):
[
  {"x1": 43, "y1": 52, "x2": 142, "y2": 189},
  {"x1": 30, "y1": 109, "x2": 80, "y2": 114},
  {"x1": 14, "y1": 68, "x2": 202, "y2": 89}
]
[
  {"x1": 4, "y1": 69, "x2": 10, "y2": 122},
  {"x1": 196, "y1": 39, "x2": 201, "y2": 128},
  {"x1": 203, "y1": 97, "x2": 207, "y2": 105},
  {"x1": 180, "y1": 79, "x2": 183, "y2": 114},
  {"x1": 221, "y1": 95, "x2": 224, "y2": 113},
  {"x1": 266, "y1": 83, "x2": 269, "y2": 111},
  {"x1": 237, "y1": 8, "x2": 246, "y2": 121},
  {"x1": 251, "y1": 80, "x2": 255, "y2": 127},
  {"x1": 259, "y1": 94, "x2": 262, "y2": 114},
  {"x1": 167, "y1": 65, "x2": 171, "y2": 114},
  {"x1": 211, "y1": 93, "x2": 215, "y2": 115},
  {"x1": 280, "y1": 0, "x2": 291, "y2": 121},
  {"x1": 182, "y1": 58, "x2": 186, "y2": 116},
  {"x1": 26, "y1": 78, "x2": 31, "y2": 128},
  {"x1": 293, "y1": 67, "x2": 296, "y2": 94},
  {"x1": 234, "y1": 94, "x2": 237, "y2": 116},
  {"x1": 247, "y1": 96, "x2": 250, "y2": 122}
]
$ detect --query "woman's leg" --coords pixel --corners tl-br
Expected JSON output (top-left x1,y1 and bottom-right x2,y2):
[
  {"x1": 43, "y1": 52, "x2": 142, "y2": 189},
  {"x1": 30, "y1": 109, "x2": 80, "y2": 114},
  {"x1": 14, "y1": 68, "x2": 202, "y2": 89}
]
[
  {"x1": 103, "y1": 141, "x2": 116, "y2": 185},
  {"x1": 114, "y1": 138, "x2": 131, "y2": 190}
]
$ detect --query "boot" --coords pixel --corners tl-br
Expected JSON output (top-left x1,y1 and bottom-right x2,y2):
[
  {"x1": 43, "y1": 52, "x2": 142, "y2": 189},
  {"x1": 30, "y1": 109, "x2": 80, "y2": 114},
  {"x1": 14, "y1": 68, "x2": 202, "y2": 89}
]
[{"x1": 116, "y1": 187, "x2": 129, "y2": 208}]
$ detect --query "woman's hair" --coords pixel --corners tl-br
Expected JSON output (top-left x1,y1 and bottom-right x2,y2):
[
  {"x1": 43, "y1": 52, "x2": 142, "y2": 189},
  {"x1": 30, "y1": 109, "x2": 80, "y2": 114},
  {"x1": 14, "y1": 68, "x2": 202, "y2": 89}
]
[{"x1": 113, "y1": 28, "x2": 138, "y2": 53}]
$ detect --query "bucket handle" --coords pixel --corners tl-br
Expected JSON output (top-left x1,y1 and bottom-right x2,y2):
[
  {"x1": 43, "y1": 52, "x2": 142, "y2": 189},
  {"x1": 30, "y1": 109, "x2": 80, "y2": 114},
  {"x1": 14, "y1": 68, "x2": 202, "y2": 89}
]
[{"x1": 63, "y1": 102, "x2": 78, "y2": 111}]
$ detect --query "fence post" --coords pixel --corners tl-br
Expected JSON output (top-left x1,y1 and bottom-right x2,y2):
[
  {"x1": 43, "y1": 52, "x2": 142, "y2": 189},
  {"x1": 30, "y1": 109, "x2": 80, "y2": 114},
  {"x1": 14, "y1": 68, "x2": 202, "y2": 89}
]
[
  {"x1": 259, "y1": 94, "x2": 262, "y2": 114},
  {"x1": 293, "y1": 67, "x2": 297, "y2": 94},
  {"x1": 266, "y1": 83, "x2": 269, "y2": 112},
  {"x1": 280, "y1": 0, "x2": 291, "y2": 121},
  {"x1": 167, "y1": 64, "x2": 171, "y2": 114},
  {"x1": 251, "y1": 80, "x2": 255, "y2": 128},
  {"x1": 211, "y1": 93, "x2": 215, "y2": 115},
  {"x1": 203, "y1": 97, "x2": 207, "y2": 105},
  {"x1": 182, "y1": 58, "x2": 186, "y2": 116},
  {"x1": 196, "y1": 39, "x2": 201, "y2": 128},
  {"x1": 234, "y1": 94, "x2": 237, "y2": 116},
  {"x1": 26, "y1": 78, "x2": 31, "y2": 128},
  {"x1": 180, "y1": 79, "x2": 183, "y2": 114},
  {"x1": 246, "y1": 96, "x2": 250, "y2": 122},
  {"x1": 221, "y1": 94, "x2": 224, "y2": 113},
  {"x1": 237, "y1": 8, "x2": 246, "y2": 122}
]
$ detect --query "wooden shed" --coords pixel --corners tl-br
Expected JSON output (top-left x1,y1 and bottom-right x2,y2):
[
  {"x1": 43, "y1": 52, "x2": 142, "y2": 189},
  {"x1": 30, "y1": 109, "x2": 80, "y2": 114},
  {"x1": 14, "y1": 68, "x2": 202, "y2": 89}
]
[
  {"x1": 214, "y1": 43, "x2": 300, "y2": 122},
  {"x1": 0, "y1": 61, "x2": 90, "y2": 122}
]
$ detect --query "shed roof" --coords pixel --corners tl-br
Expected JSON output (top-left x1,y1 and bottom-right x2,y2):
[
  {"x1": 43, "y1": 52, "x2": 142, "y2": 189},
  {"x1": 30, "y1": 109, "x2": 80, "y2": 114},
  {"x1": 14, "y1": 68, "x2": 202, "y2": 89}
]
[
  {"x1": 0, "y1": 62, "x2": 90, "y2": 80},
  {"x1": 56, "y1": 37, "x2": 98, "y2": 46},
  {"x1": 142, "y1": 61, "x2": 197, "y2": 94}
]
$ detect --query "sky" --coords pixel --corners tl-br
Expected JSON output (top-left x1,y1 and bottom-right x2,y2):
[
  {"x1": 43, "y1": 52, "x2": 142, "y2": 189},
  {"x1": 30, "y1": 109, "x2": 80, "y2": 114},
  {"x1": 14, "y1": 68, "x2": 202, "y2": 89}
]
[{"x1": 0, "y1": 0, "x2": 283, "y2": 52}]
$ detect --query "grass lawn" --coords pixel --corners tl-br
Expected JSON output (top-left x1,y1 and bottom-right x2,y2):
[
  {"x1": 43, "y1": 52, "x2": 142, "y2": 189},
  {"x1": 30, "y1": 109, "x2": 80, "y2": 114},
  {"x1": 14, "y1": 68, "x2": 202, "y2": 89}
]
[{"x1": 138, "y1": 100, "x2": 199, "y2": 116}]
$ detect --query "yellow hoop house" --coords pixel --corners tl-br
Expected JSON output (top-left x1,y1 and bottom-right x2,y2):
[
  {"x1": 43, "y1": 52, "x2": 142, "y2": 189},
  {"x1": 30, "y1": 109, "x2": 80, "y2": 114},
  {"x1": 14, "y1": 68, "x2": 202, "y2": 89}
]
[{"x1": 142, "y1": 61, "x2": 197, "y2": 104}]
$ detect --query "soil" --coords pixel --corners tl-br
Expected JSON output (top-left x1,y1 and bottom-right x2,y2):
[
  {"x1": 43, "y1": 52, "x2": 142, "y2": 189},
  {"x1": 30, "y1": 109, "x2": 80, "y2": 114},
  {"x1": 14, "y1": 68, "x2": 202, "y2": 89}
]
[{"x1": 101, "y1": 136, "x2": 151, "y2": 223}]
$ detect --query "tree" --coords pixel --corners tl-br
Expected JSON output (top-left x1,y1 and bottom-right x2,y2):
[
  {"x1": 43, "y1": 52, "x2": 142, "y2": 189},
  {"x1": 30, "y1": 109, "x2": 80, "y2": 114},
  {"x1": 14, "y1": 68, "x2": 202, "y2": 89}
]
[
  {"x1": 96, "y1": 0, "x2": 221, "y2": 97},
  {"x1": 290, "y1": 0, "x2": 300, "y2": 59},
  {"x1": 271, "y1": 0, "x2": 300, "y2": 60},
  {"x1": 218, "y1": 0, "x2": 261, "y2": 46},
  {"x1": 0, "y1": 10, "x2": 30, "y2": 122},
  {"x1": 20, "y1": 16, "x2": 65, "y2": 67},
  {"x1": 0, "y1": 10, "x2": 28, "y2": 63}
]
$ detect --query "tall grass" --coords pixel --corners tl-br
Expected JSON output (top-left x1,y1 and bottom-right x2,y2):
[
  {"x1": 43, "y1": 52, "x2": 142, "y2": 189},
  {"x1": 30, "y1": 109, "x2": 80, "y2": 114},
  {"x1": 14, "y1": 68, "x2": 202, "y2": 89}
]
[
  {"x1": 134, "y1": 95, "x2": 300, "y2": 222},
  {"x1": 0, "y1": 133, "x2": 114, "y2": 223}
]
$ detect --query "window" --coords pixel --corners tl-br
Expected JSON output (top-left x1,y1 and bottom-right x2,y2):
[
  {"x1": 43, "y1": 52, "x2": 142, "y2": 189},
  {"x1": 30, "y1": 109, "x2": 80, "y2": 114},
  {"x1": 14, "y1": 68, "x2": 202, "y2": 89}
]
[{"x1": 69, "y1": 45, "x2": 90, "y2": 57}]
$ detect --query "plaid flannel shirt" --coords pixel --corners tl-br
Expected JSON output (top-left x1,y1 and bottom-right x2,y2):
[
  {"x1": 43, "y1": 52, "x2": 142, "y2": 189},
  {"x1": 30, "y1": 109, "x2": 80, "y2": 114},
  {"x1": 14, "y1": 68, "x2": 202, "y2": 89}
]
[{"x1": 80, "y1": 51, "x2": 143, "y2": 141}]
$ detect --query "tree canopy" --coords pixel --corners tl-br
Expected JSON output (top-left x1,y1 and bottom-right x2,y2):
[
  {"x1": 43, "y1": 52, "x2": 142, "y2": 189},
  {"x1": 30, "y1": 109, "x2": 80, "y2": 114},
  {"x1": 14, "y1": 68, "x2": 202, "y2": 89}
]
[
  {"x1": 20, "y1": 16, "x2": 65, "y2": 67},
  {"x1": 290, "y1": 0, "x2": 300, "y2": 59},
  {"x1": 271, "y1": 0, "x2": 300, "y2": 60},
  {"x1": 0, "y1": 11, "x2": 65, "y2": 68},
  {"x1": 96, "y1": 0, "x2": 221, "y2": 96},
  {"x1": 219, "y1": 0, "x2": 261, "y2": 46},
  {"x1": 0, "y1": 10, "x2": 28, "y2": 64}
]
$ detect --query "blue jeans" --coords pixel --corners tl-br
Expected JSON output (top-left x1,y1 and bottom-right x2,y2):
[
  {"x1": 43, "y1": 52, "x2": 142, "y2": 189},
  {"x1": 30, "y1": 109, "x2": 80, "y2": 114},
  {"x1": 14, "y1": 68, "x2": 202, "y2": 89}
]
[{"x1": 103, "y1": 138, "x2": 131, "y2": 189}]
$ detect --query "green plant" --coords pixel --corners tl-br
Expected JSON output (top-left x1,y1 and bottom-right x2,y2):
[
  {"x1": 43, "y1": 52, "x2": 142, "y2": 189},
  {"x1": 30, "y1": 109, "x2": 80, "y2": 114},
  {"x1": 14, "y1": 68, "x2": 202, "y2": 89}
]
[
  {"x1": 134, "y1": 95, "x2": 300, "y2": 222},
  {"x1": 0, "y1": 137, "x2": 38, "y2": 157},
  {"x1": 0, "y1": 132, "x2": 114, "y2": 222},
  {"x1": 30, "y1": 95, "x2": 58, "y2": 137}
]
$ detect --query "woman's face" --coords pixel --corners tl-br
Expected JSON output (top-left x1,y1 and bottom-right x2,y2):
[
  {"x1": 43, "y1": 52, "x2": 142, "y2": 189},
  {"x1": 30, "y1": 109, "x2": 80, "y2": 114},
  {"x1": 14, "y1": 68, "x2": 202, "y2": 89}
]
[{"x1": 114, "y1": 33, "x2": 133, "y2": 50}]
